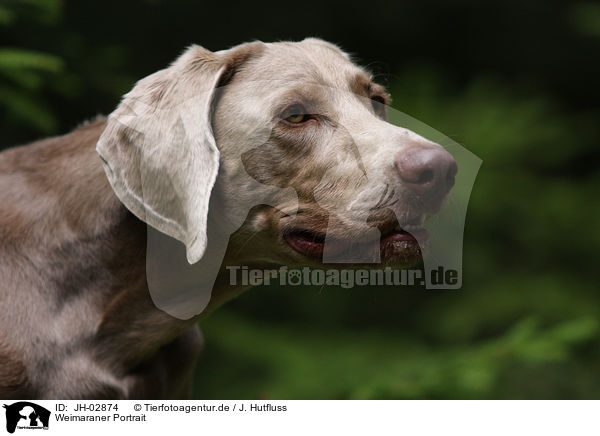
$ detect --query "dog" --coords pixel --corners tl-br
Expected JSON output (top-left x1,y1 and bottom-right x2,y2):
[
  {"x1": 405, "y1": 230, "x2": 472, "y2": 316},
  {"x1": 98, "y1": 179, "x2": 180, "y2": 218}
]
[{"x1": 0, "y1": 38, "x2": 457, "y2": 399}]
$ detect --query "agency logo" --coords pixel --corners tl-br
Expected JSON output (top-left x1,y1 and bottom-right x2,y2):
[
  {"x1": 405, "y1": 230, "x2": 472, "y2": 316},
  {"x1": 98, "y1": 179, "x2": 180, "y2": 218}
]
[{"x1": 2, "y1": 402, "x2": 50, "y2": 434}]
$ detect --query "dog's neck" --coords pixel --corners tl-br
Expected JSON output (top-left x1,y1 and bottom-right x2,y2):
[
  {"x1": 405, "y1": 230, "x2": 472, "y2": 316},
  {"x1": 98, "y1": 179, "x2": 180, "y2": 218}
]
[
  {"x1": 1, "y1": 118, "x2": 254, "y2": 372},
  {"x1": 94, "y1": 206, "x2": 258, "y2": 371}
]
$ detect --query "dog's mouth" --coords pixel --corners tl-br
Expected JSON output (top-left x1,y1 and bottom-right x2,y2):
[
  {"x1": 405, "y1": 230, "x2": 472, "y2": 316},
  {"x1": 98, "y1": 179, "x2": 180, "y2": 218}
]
[{"x1": 283, "y1": 225, "x2": 428, "y2": 266}]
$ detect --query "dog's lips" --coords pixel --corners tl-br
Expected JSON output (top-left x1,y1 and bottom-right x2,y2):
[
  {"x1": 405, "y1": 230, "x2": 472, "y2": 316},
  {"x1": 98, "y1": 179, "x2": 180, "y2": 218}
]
[
  {"x1": 283, "y1": 229, "x2": 327, "y2": 259},
  {"x1": 283, "y1": 227, "x2": 429, "y2": 263}
]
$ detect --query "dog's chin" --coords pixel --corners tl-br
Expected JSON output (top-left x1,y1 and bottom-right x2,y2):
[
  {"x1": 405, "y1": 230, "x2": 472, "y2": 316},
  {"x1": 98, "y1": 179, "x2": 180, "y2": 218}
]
[{"x1": 282, "y1": 226, "x2": 428, "y2": 268}]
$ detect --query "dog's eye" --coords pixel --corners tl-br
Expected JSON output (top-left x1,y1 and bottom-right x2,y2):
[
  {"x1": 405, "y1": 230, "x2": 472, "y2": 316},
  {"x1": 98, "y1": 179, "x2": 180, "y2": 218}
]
[
  {"x1": 286, "y1": 113, "x2": 306, "y2": 123},
  {"x1": 280, "y1": 104, "x2": 311, "y2": 125},
  {"x1": 371, "y1": 95, "x2": 387, "y2": 118}
]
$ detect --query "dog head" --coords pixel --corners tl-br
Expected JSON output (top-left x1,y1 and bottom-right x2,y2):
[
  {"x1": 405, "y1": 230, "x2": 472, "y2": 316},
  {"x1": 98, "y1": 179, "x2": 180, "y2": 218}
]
[{"x1": 97, "y1": 38, "x2": 457, "y2": 269}]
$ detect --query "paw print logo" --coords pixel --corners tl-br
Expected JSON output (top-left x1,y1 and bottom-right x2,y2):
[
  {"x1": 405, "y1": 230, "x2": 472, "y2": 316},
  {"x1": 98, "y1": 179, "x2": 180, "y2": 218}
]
[{"x1": 286, "y1": 269, "x2": 302, "y2": 286}]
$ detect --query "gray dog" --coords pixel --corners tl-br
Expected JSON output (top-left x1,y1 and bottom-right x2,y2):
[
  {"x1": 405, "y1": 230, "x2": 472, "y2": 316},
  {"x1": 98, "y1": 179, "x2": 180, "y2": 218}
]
[{"x1": 0, "y1": 38, "x2": 456, "y2": 399}]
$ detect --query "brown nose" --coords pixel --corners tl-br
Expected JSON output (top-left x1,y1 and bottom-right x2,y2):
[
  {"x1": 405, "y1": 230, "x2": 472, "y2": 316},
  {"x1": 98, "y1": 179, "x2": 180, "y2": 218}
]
[{"x1": 395, "y1": 147, "x2": 457, "y2": 197}]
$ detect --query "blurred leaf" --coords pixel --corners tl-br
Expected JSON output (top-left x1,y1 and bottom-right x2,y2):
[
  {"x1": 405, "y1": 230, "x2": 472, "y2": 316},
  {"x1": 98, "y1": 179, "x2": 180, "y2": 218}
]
[
  {"x1": 0, "y1": 48, "x2": 63, "y2": 73},
  {"x1": 0, "y1": 68, "x2": 43, "y2": 90}
]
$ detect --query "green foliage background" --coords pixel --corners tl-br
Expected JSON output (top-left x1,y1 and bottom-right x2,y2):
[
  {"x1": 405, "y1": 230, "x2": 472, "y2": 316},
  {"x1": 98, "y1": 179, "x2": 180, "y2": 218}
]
[{"x1": 1, "y1": 0, "x2": 599, "y2": 398}]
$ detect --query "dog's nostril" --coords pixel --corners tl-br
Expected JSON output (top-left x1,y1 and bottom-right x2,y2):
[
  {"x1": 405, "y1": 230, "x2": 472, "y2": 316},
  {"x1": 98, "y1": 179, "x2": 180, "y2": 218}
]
[{"x1": 416, "y1": 169, "x2": 434, "y2": 185}]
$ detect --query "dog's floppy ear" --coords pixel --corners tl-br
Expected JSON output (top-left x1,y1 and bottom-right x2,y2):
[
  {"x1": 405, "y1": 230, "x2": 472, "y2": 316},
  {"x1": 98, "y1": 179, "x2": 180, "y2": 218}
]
[{"x1": 97, "y1": 43, "x2": 262, "y2": 264}]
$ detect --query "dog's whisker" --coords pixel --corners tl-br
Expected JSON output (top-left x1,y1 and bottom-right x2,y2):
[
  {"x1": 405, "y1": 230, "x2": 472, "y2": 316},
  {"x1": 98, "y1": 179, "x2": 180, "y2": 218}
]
[
  {"x1": 383, "y1": 187, "x2": 396, "y2": 206},
  {"x1": 233, "y1": 228, "x2": 263, "y2": 256},
  {"x1": 370, "y1": 184, "x2": 392, "y2": 210}
]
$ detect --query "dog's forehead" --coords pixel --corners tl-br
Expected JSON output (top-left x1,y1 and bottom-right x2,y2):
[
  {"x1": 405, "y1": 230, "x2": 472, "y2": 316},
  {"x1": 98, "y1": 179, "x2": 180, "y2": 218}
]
[{"x1": 244, "y1": 40, "x2": 370, "y2": 91}]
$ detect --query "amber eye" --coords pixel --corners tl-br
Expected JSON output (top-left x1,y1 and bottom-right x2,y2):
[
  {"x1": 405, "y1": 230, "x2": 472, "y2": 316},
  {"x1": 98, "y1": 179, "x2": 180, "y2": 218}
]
[{"x1": 281, "y1": 104, "x2": 311, "y2": 124}]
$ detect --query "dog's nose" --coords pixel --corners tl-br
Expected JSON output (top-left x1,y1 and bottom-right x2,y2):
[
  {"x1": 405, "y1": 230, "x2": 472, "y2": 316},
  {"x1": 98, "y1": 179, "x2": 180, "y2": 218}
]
[{"x1": 395, "y1": 147, "x2": 457, "y2": 197}]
